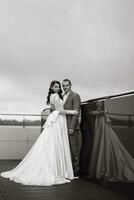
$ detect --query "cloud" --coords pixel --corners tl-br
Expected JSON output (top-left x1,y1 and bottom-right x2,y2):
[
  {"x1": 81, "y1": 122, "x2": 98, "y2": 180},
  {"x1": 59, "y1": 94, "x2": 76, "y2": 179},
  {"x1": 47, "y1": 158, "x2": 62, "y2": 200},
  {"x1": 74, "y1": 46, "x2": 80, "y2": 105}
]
[{"x1": 0, "y1": 0, "x2": 134, "y2": 113}]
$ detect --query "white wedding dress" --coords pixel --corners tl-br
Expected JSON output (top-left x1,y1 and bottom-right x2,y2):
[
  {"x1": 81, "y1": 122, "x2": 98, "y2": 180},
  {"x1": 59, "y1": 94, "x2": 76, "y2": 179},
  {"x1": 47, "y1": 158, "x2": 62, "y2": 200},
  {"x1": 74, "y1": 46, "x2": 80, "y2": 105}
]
[{"x1": 1, "y1": 93, "x2": 74, "y2": 186}]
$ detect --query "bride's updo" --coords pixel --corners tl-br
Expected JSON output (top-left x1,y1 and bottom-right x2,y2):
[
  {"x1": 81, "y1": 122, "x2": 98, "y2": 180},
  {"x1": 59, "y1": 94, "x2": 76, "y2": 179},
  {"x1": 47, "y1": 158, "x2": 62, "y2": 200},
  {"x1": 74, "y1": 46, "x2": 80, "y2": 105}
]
[{"x1": 46, "y1": 80, "x2": 63, "y2": 104}]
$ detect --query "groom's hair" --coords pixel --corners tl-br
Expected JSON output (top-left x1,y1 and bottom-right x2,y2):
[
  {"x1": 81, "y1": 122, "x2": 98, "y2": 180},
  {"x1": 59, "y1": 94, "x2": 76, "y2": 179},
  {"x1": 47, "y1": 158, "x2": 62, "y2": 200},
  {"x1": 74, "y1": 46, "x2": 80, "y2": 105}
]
[{"x1": 62, "y1": 79, "x2": 72, "y2": 86}]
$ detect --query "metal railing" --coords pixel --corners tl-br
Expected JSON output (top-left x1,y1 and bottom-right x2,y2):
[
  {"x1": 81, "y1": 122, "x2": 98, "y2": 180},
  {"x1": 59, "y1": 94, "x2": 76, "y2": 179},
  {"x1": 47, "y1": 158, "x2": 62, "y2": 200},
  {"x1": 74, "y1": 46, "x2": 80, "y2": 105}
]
[
  {"x1": 107, "y1": 112, "x2": 134, "y2": 128},
  {"x1": 1, "y1": 90, "x2": 134, "y2": 128},
  {"x1": 1, "y1": 112, "x2": 134, "y2": 128},
  {"x1": 82, "y1": 90, "x2": 134, "y2": 104},
  {"x1": 0, "y1": 112, "x2": 49, "y2": 128},
  {"x1": 81, "y1": 90, "x2": 134, "y2": 128}
]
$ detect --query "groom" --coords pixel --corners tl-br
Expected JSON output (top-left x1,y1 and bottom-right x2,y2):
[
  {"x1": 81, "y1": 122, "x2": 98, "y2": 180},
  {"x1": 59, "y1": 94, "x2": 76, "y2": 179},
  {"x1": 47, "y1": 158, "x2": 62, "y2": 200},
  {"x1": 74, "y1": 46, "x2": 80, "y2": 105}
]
[{"x1": 62, "y1": 79, "x2": 81, "y2": 178}]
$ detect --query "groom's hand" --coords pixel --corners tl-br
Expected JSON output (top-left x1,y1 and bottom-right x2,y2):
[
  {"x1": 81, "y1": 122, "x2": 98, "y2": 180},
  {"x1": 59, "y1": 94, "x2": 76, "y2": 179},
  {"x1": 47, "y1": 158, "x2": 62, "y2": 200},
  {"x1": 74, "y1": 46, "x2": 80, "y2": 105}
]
[{"x1": 69, "y1": 129, "x2": 74, "y2": 135}]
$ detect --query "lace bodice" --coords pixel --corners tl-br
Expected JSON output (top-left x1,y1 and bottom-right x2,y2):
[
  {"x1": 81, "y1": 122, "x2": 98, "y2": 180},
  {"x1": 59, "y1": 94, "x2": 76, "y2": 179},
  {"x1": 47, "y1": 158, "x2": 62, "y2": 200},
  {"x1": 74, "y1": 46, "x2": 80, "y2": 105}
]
[{"x1": 50, "y1": 93, "x2": 64, "y2": 111}]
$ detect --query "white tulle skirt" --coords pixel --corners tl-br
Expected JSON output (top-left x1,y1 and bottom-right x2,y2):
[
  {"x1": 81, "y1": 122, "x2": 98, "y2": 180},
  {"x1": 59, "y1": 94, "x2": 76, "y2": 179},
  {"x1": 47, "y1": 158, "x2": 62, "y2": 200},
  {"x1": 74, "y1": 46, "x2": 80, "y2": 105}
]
[{"x1": 1, "y1": 111, "x2": 74, "y2": 186}]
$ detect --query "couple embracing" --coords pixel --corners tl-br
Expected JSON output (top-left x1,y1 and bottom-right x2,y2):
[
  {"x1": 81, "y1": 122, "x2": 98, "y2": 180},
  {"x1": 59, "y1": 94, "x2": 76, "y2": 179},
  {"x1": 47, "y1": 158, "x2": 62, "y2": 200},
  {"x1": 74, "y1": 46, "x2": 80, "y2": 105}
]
[{"x1": 1, "y1": 79, "x2": 81, "y2": 186}]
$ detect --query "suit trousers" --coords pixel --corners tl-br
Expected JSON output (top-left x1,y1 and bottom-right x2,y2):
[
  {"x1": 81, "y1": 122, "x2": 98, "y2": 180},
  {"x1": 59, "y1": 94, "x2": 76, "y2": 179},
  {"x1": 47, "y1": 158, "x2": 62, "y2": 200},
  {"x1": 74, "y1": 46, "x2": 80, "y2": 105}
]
[{"x1": 68, "y1": 129, "x2": 82, "y2": 173}]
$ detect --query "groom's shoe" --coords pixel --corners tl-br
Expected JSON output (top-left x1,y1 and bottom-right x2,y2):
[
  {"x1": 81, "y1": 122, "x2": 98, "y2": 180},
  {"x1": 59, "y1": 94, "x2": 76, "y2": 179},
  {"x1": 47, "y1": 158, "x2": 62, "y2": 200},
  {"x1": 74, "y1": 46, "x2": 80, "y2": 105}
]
[
  {"x1": 74, "y1": 172, "x2": 79, "y2": 179},
  {"x1": 74, "y1": 176, "x2": 79, "y2": 179}
]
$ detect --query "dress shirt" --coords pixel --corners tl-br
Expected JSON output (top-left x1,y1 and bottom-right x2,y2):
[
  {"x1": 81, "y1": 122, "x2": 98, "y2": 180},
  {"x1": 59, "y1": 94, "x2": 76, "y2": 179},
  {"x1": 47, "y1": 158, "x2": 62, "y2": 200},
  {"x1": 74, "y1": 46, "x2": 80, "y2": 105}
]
[{"x1": 63, "y1": 91, "x2": 70, "y2": 103}]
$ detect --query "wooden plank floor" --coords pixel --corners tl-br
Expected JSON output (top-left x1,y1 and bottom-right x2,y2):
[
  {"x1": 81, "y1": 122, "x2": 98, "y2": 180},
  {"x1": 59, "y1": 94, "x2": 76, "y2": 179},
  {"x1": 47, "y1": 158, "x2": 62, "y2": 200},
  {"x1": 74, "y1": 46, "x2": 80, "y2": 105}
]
[{"x1": 0, "y1": 161, "x2": 131, "y2": 200}]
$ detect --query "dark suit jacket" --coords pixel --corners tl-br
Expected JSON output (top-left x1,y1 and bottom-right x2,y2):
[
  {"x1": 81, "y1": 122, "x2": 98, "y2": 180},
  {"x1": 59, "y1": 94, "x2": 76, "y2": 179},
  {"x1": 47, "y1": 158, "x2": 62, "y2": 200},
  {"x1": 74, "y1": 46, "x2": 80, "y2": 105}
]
[{"x1": 63, "y1": 90, "x2": 81, "y2": 130}]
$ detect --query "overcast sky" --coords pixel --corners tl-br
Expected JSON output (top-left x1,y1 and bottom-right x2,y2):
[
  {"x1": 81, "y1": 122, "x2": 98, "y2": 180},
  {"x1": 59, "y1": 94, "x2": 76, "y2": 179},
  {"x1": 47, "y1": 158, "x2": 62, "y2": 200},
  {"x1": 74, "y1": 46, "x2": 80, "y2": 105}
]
[{"x1": 0, "y1": 0, "x2": 134, "y2": 115}]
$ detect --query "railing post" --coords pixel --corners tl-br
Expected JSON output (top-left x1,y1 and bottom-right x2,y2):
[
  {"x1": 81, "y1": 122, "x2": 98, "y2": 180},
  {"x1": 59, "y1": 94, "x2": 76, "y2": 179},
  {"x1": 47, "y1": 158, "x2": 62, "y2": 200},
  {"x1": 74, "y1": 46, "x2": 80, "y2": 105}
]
[
  {"x1": 128, "y1": 115, "x2": 132, "y2": 128},
  {"x1": 23, "y1": 115, "x2": 25, "y2": 128}
]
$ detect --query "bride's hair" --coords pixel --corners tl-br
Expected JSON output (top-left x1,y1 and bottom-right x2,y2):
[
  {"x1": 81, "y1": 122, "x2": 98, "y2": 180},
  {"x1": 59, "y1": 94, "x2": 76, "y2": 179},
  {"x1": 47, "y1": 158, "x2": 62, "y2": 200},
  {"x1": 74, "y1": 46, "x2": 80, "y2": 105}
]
[{"x1": 46, "y1": 80, "x2": 63, "y2": 104}]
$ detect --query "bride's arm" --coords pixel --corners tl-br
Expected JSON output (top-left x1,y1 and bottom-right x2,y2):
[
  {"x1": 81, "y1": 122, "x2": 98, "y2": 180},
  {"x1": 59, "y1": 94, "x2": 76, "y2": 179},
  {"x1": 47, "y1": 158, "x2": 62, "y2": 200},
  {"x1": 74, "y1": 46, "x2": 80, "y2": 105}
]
[{"x1": 60, "y1": 110, "x2": 79, "y2": 115}]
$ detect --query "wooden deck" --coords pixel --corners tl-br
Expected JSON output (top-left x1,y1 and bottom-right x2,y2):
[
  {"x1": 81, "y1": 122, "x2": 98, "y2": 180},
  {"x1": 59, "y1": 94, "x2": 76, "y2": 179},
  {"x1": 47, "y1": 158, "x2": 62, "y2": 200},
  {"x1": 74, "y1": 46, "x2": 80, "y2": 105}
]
[{"x1": 0, "y1": 161, "x2": 132, "y2": 200}]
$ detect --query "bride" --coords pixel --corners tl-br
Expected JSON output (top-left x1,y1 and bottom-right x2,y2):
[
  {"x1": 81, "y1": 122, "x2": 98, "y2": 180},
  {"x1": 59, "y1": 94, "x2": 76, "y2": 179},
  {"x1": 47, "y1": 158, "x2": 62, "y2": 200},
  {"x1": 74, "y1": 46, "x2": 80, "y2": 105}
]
[{"x1": 1, "y1": 80, "x2": 78, "y2": 186}]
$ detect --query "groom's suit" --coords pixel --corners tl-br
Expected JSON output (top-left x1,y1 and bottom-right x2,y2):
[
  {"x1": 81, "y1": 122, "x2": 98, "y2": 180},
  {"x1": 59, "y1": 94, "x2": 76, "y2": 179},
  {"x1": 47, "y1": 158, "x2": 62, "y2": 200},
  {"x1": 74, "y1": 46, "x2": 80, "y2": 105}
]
[{"x1": 63, "y1": 90, "x2": 81, "y2": 175}]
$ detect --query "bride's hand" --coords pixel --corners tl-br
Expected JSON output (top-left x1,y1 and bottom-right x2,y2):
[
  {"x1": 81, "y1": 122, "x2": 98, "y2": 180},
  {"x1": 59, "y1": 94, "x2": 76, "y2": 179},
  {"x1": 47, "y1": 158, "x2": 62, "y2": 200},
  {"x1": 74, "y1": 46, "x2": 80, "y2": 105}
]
[
  {"x1": 59, "y1": 110, "x2": 79, "y2": 115},
  {"x1": 73, "y1": 110, "x2": 79, "y2": 115}
]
